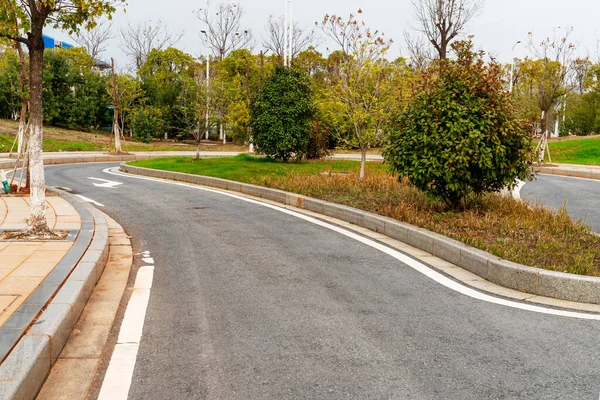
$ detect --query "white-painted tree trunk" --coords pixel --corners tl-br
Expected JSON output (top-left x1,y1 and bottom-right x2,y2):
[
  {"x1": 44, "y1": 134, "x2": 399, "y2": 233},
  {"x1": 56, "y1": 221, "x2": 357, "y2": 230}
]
[
  {"x1": 27, "y1": 123, "x2": 47, "y2": 232},
  {"x1": 114, "y1": 119, "x2": 122, "y2": 153},
  {"x1": 359, "y1": 148, "x2": 367, "y2": 181},
  {"x1": 17, "y1": 119, "x2": 26, "y2": 158},
  {"x1": 219, "y1": 123, "x2": 224, "y2": 140},
  {"x1": 25, "y1": 25, "x2": 50, "y2": 234}
]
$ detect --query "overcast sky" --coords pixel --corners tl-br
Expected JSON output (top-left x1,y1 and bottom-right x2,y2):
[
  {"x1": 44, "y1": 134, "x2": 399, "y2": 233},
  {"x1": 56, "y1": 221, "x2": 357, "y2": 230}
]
[{"x1": 47, "y1": 0, "x2": 600, "y2": 67}]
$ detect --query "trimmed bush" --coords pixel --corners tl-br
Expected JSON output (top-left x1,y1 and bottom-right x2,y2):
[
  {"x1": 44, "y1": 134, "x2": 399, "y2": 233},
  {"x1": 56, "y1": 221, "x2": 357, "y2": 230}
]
[
  {"x1": 250, "y1": 66, "x2": 315, "y2": 161},
  {"x1": 384, "y1": 41, "x2": 532, "y2": 207}
]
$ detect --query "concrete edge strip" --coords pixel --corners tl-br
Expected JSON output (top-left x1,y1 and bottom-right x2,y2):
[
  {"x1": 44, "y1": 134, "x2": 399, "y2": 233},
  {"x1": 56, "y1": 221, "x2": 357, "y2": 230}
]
[
  {"x1": 0, "y1": 191, "x2": 109, "y2": 400},
  {"x1": 534, "y1": 166, "x2": 600, "y2": 181},
  {"x1": 0, "y1": 152, "x2": 237, "y2": 171},
  {"x1": 120, "y1": 163, "x2": 600, "y2": 306}
]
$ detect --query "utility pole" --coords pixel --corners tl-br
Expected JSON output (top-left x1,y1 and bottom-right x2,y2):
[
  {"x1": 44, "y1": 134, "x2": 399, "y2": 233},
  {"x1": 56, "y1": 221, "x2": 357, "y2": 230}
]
[
  {"x1": 284, "y1": 0, "x2": 293, "y2": 67},
  {"x1": 201, "y1": 30, "x2": 210, "y2": 140}
]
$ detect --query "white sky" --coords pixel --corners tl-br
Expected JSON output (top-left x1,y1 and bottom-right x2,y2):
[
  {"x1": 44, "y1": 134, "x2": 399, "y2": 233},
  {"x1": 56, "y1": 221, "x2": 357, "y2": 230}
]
[{"x1": 47, "y1": 0, "x2": 600, "y2": 67}]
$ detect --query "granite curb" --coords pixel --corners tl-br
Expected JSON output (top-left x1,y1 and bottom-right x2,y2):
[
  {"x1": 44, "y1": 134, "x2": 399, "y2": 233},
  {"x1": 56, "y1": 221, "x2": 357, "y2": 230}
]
[
  {"x1": 121, "y1": 163, "x2": 600, "y2": 306},
  {"x1": 0, "y1": 191, "x2": 109, "y2": 400},
  {"x1": 535, "y1": 165, "x2": 600, "y2": 180},
  {"x1": 0, "y1": 152, "x2": 236, "y2": 171}
]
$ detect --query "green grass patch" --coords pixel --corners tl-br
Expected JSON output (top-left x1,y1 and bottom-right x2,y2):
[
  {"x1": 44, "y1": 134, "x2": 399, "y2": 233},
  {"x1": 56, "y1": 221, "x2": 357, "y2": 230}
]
[
  {"x1": 131, "y1": 154, "x2": 380, "y2": 182},
  {"x1": 130, "y1": 155, "x2": 600, "y2": 277},
  {"x1": 548, "y1": 137, "x2": 600, "y2": 165}
]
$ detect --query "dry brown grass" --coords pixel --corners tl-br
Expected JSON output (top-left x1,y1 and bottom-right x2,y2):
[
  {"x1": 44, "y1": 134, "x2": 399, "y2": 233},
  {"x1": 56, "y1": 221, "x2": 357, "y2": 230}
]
[{"x1": 258, "y1": 172, "x2": 600, "y2": 276}]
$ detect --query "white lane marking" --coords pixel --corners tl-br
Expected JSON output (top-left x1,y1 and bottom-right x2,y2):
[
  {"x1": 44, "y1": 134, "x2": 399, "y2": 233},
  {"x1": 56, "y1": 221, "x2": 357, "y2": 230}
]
[
  {"x1": 105, "y1": 167, "x2": 600, "y2": 320},
  {"x1": 142, "y1": 257, "x2": 154, "y2": 264},
  {"x1": 88, "y1": 177, "x2": 123, "y2": 188},
  {"x1": 98, "y1": 261, "x2": 154, "y2": 400},
  {"x1": 75, "y1": 194, "x2": 105, "y2": 207}
]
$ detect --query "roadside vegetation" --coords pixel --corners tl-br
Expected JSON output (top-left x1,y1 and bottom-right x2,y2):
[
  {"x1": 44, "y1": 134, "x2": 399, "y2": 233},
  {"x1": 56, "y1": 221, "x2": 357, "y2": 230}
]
[
  {"x1": 0, "y1": 119, "x2": 246, "y2": 153},
  {"x1": 131, "y1": 155, "x2": 600, "y2": 277}
]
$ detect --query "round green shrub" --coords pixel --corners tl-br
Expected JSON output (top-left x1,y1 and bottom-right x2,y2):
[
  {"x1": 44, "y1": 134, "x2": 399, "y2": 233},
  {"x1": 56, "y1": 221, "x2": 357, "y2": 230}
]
[
  {"x1": 384, "y1": 41, "x2": 532, "y2": 207},
  {"x1": 250, "y1": 66, "x2": 315, "y2": 161}
]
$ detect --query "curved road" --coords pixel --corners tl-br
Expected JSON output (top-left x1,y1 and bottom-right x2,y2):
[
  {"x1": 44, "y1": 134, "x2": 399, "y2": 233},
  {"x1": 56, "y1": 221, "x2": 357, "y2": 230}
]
[
  {"x1": 46, "y1": 163, "x2": 600, "y2": 400},
  {"x1": 522, "y1": 174, "x2": 600, "y2": 233}
]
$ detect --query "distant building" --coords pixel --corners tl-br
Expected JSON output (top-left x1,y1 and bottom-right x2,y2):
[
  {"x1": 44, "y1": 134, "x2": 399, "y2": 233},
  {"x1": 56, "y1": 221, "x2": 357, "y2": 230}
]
[{"x1": 42, "y1": 34, "x2": 73, "y2": 50}]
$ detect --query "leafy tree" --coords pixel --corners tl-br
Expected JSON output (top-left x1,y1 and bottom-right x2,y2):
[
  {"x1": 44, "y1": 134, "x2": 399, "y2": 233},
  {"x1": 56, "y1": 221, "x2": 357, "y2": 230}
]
[
  {"x1": 384, "y1": 41, "x2": 532, "y2": 208},
  {"x1": 563, "y1": 92, "x2": 599, "y2": 136},
  {"x1": 0, "y1": 0, "x2": 123, "y2": 235},
  {"x1": 138, "y1": 47, "x2": 197, "y2": 139},
  {"x1": 319, "y1": 10, "x2": 394, "y2": 180},
  {"x1": 250, "y1": 66, "x2": 315, "y2": 161},
  {"x1": 132, "y1": 106, "x2": 164, "y2": 143},
  {"x1": 0, "y1": 48, "x2": 20, "y2": 119},
  {"x1": 107, "y1": 60, "x2": 143, "y2": 152},
  {"x1": 42, "y1": 47, "x2": 109, "y2": 131}
]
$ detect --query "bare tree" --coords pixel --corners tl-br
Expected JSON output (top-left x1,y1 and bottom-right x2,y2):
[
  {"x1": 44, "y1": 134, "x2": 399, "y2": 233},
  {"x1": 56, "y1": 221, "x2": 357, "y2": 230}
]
[
  {"x1": 528, "y1": 29, "x2": 576, "y2": 135},
  {"x1": 262, "y1": 15, "x2": 320, "y2": 64},
  {"x1": 403, "y1": 30, "x2": 433, "y2": 70},
  {"x1": 412, "y1": 0, "x2": 483, "y2": 60},
  {"x1": 570, "y1": 57, "x2": 591, "y2": 94},
  {"x1": 71, "y1": 20, "x2": 114, "y2": 60},
  {"x1": 120, "y1": 21, "x2": 184, "y2": 70},
  {"x1": 196, "y1": 1, "x2": 253, "y2": 60}
]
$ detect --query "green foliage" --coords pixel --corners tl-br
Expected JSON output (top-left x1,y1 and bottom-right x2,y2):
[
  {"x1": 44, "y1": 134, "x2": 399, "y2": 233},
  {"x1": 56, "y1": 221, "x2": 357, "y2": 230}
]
[
  {"x1": 138, "y1": 47, "x2": 198, "y2": 139},
  {"x1": 42, "y1": 47, "x2": 110, "y2": 130},
  {"x1": 563, "y1": 92, "x2": 600, "y2": 136},
  {"x1": 0, "y1": 49, "x2": 20, "y2": 118},
  {"x1": 132, "y1": 107, "x2": 164, "y2": 143},
  {"x1": 384, "y1": 41, "x2": 533, "y2": 207},
  {"x1": 250, "y1": 66, "x2": 315, "y2": 161}
]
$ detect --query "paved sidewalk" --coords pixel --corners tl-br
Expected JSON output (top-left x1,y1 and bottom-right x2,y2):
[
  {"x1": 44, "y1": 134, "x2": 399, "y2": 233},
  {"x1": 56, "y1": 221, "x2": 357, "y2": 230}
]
[{"x1": 0, "y1": 196, "x2": 81, "y2": 330}]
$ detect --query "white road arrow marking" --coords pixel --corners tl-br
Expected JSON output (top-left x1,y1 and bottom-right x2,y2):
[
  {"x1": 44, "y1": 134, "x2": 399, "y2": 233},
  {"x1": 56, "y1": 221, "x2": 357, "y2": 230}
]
[
  {"x1": 75, "y1": 195, "x2": 105, "y2": 207},
  {"x1": 88, "y1": 177, "x2": 123, "y2": 188}
]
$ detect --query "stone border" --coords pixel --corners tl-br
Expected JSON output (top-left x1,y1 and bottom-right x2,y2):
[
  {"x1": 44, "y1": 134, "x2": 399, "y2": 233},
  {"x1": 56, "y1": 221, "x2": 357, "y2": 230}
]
[
  {"x1": 121, "y1": 163, "x2": 600, "y2": 305},
  {"x1": 535, "y1": 165, "x2": 600, "y2": 180},
  {"x1": 0, "y1": 191, "x2": 109, "y2": 400},
  {"x1": 0, "y1": 152, "x2": 235, "y2": 172}
]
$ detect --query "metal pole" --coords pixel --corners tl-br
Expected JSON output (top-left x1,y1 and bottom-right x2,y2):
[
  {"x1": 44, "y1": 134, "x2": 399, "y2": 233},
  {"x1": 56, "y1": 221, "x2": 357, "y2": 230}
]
[
  {"x1": 201, "y1": 30, "x2": 210, "y2": 140},
  {"x1": 283, "y1": 0, "x2": 288, "y2": 67},
  {"x1": 288, "y1": 0, "x2": 293, "y2": 66},
  {"x1": 206, "y1": 54, "x2": 210, "y2": 140}
]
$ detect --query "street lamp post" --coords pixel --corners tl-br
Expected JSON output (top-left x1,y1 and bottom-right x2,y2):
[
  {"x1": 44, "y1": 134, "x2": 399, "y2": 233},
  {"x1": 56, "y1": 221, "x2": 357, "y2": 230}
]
[
  {"x1": 509, "y1": 40, "x2": 521, "y2": 93},
  {"x1": 201, "y1": 30, "x2": 210, "y2": 140}
]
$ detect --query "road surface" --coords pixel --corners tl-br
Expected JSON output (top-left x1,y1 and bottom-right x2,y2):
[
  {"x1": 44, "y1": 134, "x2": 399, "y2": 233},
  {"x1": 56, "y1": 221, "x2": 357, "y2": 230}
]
[
  {"x1": 522, "y1": 174, "x2": 600, "y2": 233},
  {"x1": 45, "y1": 163, "x2": 600, "y2": 400}
]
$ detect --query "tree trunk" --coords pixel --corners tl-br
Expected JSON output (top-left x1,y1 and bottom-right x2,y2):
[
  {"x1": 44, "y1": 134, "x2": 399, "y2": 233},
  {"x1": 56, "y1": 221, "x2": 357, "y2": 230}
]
[
  {"x1": 359, "y1": 147, "x2": 367, "y2": 181},
  {"x1": 111, "y1": 58, "x2": 122, "y2": 154},
  {"x1": 17, "y1": 112, "x2": 26, "y2": 158},
  {"x1": 113, "y1": 111, "x2": 122, "y2": 153},
  {"x1": 26, "y1": 30, "x2": 50, "y2": 234},
  {"x1": 219, "y1": 122, "x2": 224, "y2": 140},
  {"x1": 195, "y1": 141, "x2": 200, "y2": 160}
]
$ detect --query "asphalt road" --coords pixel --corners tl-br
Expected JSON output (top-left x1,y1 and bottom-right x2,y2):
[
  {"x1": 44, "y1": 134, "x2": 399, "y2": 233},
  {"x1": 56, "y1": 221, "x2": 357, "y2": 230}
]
[
  {"x1": 522, "y1": 174, "x2": 600, "y2": 233},
  {"x1": 45, "y1": 163, "x2": 600, "y2": 400}
]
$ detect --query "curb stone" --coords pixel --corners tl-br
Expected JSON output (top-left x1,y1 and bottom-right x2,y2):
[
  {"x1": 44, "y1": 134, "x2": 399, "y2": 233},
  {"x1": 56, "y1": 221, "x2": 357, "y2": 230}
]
[
  {"x1": 121, "y1": 162, "x2": 600, "y2": 305},
  {"x1": 535, "y1": 165, "x2": 600, "y2": 181},
  {"x1": 0, "y1": 152, "x2": 236, "y2": 172},
  {"x1": 0, "y1": 191, "x2": 109, "y2": 400}
]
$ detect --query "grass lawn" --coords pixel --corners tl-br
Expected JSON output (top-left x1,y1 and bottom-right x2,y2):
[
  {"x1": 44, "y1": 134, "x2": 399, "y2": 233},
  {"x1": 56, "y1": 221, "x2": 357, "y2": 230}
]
[
  {"x1": 547, "y1": 136, "x2": 600, "y2": 165},
  {"x1": 130, "y1": 155, "x2": 600, "y2": 277},
  {"x1": 0, "y1": 118, "x2": 246, "y2": 153}
]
